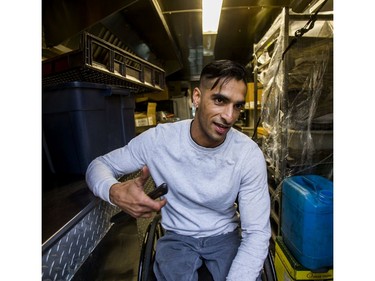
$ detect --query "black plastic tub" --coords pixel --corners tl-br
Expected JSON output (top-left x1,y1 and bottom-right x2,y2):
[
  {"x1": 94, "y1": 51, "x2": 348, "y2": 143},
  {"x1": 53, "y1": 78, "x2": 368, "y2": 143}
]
[{"x1": 42, "y1": 81, "x2": 136, "y2": 175}]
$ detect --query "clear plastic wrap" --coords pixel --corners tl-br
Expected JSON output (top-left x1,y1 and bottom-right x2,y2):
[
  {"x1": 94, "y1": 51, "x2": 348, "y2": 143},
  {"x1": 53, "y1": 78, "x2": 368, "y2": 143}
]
[{"x1": 255, "y1": 9, "x2": 333, "y2": 182}]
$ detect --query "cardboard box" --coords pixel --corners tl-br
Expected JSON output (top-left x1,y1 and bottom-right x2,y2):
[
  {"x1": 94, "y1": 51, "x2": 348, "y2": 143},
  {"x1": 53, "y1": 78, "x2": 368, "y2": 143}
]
[
  {"x1": 246, "y1": 82, "x2": 263, "y2": 103},
  {"x1": 275, "y1": 237, "x2": 333, "y2": 281},
  {"x1": 147, "y1": 102, "x2": 157, "y2": 125},
  {"x1": 134, "y1": 102, "x2": 157, "y2": 127},
  {"x1": 135, "y1": 113, "x2": 149, "y2": 127}
]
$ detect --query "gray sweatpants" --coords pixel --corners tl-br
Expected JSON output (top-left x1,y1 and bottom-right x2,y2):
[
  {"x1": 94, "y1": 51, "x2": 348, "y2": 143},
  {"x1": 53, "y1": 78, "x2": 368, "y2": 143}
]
[{"x1": 153, "y1": 229, "x2": 241, "y2": 281}]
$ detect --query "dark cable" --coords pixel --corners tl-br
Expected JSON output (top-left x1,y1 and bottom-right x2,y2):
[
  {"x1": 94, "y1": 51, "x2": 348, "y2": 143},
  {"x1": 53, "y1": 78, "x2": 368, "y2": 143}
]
[{"x1": 282, "y1": 0, "x2": 329, "y2": 59}]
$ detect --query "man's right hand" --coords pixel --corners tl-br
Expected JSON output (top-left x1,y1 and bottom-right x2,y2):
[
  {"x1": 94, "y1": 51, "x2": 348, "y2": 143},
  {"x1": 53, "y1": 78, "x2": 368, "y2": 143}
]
[{"x1": 109, "y1": 166, "x2": 167, "y2": 218}]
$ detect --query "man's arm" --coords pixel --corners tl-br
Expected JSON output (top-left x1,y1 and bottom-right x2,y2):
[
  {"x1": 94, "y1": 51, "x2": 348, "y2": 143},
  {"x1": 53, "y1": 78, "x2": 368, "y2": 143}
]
[
  {"x1": 85, "y1": 143, "x2": 166, "y2": 218},
  {"x1": 227, "y1": 147, "x2": 271, "y2": 281}
]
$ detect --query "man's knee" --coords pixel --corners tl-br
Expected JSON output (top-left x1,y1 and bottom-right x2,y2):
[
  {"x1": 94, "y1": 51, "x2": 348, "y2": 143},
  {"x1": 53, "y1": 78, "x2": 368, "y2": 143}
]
[{"x1": 154, "y1": 234, "x2": 202, "y2": 281}]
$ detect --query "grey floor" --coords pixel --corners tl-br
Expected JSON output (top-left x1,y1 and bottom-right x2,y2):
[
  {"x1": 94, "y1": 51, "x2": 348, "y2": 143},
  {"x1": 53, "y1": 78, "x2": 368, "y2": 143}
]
[{"x1": 70, "y1": 215, "x2": 142, "y2": 281}]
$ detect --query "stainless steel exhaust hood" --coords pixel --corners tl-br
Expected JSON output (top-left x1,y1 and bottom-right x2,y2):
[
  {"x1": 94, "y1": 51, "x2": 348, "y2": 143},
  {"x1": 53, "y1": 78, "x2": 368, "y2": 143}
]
[{"x1": 42, "y1": 0, "x2": 332, "y2": 82}]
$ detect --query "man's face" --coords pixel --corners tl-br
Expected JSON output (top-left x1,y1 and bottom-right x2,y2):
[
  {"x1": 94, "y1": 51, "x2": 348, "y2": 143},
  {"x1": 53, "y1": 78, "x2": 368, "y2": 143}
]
[{"x1": 191, "y1": 78, "x2": 246, "y2": 148}]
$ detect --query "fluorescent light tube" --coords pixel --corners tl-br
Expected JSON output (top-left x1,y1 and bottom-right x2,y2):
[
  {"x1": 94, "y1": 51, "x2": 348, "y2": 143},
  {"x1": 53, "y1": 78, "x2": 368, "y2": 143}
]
[{"x1": 202, "y1": 0, "x2": 223, "y2": 34}]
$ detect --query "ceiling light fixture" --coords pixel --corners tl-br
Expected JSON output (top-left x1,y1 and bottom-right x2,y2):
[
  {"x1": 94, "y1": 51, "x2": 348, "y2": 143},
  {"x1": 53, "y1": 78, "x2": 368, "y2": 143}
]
[{"x1": 202, "y1": 0, "x2": 223, "y2": 34}]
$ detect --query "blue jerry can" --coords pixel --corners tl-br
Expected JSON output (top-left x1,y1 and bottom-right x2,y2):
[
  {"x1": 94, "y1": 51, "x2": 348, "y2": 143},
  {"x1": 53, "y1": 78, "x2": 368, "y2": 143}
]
[{"x1": 281, "y1": 175, "x2": 333, "y2": 270}]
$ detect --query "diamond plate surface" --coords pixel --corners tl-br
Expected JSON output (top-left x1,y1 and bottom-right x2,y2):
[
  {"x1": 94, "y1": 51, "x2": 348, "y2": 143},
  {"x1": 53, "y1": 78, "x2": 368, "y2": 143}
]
[
  {"x1": 42, "y1": 171, "x2": 159, "y2": 281},
  {"x1": 42, "y1": 200, "x2": 119, "y2": 281},
  {"x1": 136, "y1": 176, "x2": 157, "y2": 249},
  {"x1": 119, "y1": 171, "x2": 158, "y2": 248}
]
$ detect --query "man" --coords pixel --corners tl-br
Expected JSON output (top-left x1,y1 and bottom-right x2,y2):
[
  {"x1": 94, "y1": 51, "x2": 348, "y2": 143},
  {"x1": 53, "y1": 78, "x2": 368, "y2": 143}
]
[{"x1": 86, "y1": 60, "x2": 271, "y2": 281}]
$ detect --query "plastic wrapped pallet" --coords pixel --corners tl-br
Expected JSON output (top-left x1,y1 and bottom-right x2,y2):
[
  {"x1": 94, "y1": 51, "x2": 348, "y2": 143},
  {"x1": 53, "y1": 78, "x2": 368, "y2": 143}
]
[{"x1": 254, "y1": 9, "x2": 333, "y2": 182}]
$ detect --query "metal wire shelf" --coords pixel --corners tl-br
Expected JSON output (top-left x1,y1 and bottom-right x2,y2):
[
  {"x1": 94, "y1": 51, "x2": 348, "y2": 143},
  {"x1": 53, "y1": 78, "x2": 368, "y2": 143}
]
[{"x1": 42, "y1": 32, "x2": 165, "y2": 93}]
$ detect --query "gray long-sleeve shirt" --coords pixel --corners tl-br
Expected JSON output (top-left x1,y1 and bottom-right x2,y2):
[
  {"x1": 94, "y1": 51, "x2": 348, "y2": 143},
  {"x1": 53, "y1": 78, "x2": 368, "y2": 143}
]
[{"x1": 86, "y1": 119, "x2": 271, "y2": 280}]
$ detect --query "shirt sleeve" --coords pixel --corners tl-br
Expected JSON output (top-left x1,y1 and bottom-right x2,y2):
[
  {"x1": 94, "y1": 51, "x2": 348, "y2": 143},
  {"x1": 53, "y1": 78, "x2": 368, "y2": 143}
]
[
  {"x1": 226, "y1": 145, "x2": 271, "y2": 281},
  {"x1": 85, "y1": 130, "x2": 153, "y2": 203}
]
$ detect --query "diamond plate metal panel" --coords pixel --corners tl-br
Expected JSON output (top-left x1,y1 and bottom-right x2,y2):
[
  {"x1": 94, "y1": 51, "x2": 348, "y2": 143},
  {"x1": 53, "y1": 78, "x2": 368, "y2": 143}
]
[
  {"x1": 118, "y1": 171, "x2": 158, "y2": 248},
  {"x1": 42, "y1": 200, "x2": 119, "y2": 281}
]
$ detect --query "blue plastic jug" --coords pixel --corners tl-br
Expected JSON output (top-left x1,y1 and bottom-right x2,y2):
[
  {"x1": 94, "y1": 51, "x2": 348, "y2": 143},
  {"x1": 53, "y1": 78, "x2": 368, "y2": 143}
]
[{"x1": 281, "y1": 175, "x2": 333, "y2": 270}]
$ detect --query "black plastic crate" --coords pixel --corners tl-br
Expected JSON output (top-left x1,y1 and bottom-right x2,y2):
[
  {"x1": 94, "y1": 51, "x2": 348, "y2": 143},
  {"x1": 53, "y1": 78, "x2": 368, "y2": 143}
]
[{"x1": 43, "y1": 81, "x2": 135, "y2": 175}]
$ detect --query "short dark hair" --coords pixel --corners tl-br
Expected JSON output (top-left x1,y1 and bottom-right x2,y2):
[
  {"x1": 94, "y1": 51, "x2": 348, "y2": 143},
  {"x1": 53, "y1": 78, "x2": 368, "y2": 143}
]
[{"x1": 199, "y1": 60, "x2": 248, "y2": 90}]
